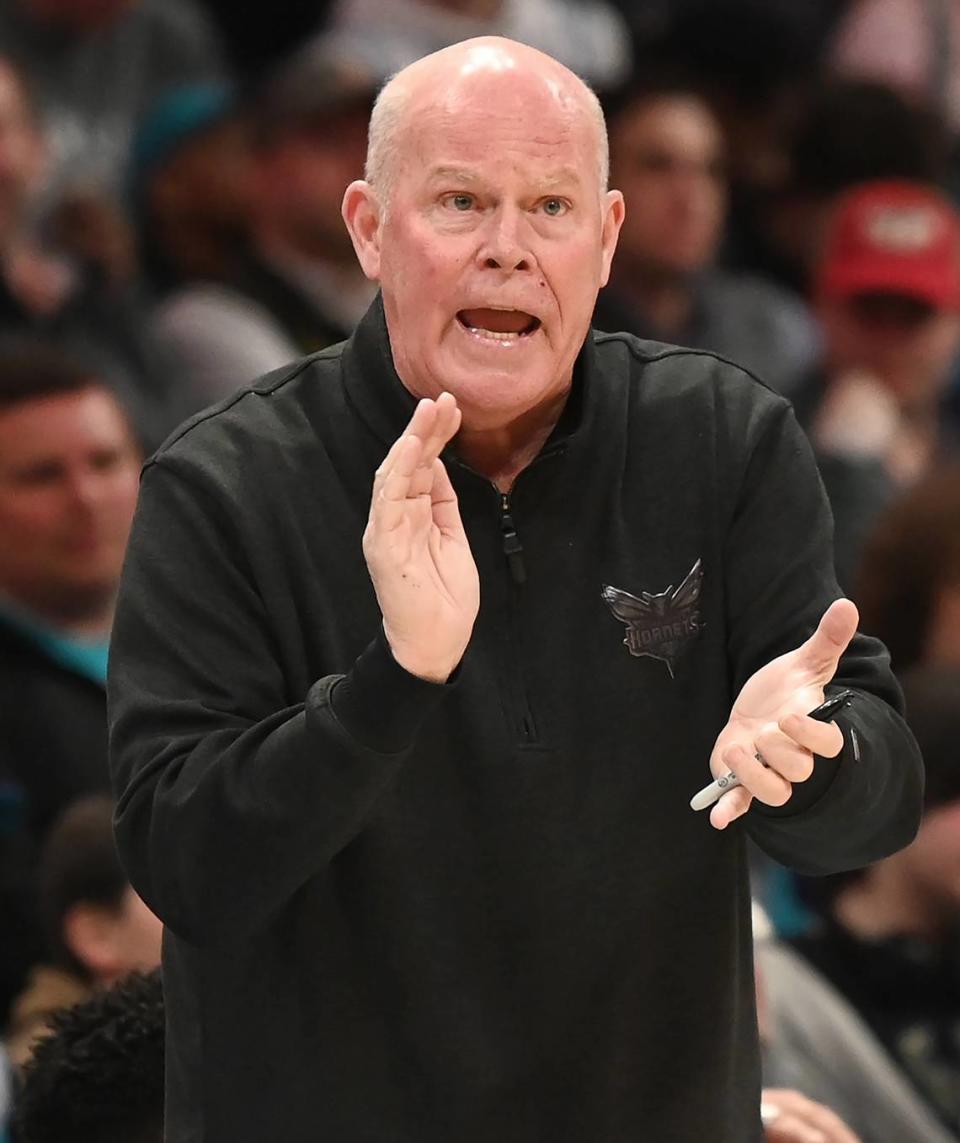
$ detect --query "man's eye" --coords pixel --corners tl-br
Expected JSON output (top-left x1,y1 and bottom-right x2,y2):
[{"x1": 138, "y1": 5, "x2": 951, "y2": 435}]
[
  {"x1": 541, "y1": 198, "x2": 568, "y2": 216},
  {"x1": 446, "y1": 194, "x2": 475, "y2": 211}
]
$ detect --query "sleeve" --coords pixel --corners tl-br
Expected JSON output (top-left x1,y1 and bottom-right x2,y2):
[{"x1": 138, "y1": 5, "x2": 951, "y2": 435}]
[
  {"x1": 107, "y1": 457, "x2": 453, "y2": 947},
  {"x1": 720, "y1": 395, "x2": 923, "y2": 875}
]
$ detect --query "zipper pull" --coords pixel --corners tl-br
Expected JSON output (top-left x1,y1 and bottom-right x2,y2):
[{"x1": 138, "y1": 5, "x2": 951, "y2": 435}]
[{"x1": 499, "y1": 493, "x2": 526, "y2": 585}]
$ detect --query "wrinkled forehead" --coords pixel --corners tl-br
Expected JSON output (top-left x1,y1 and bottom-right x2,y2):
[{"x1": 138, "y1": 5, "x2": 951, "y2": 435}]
[{"x1": 402, "y1": 69, "x2": 599, "y2": 187}]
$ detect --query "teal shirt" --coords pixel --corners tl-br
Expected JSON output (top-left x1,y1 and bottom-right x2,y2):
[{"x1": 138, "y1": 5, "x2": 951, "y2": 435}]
[{"x1": 1, "y1": 603, "x2": 109, "y2": 687}]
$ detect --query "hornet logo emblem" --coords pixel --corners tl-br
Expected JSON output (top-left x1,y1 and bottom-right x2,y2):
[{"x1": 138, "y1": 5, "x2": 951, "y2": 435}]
[{"x1": 601, "y1": 559, "x2": 704, "y2": 677}]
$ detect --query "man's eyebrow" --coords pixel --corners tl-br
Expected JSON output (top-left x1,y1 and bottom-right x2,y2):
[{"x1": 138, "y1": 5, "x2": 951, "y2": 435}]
[{"x1": 424, "y1": 166, "x2": 484, "y2": 185}]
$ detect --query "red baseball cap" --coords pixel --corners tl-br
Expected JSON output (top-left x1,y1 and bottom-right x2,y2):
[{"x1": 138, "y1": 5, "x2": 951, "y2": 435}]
[{"x1": 817, "y1": 179, "x2": 960, "y2": 311}]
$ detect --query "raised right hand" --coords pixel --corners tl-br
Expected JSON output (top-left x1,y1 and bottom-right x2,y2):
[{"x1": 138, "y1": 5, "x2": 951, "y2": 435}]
[{"x1": 363, "y1": 392, "x2": 480, "y2": 683}]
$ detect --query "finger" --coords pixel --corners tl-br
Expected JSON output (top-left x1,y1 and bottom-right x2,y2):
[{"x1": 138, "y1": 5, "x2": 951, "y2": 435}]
[
  {"x1": 786, "y1": 1102, "x2": 860, "y2": 1143},
  {"x1": 414, "y1": 392, "x2": 461, "y2": 471},
  {"x1": 710, "y1": 784, "x2": 753, "y2": 830},
  {"x1": 429, "y1": 458, "x2": 465, "y2": 535},
  {"x1": 372, "y1": 399, "x2": 437, "y2": 495},
  {"x1": 375, "y1": 434, "x2": 424, "y2": 531},
  {"x1": 755, "y1": 726, "x2": 814, "y2": 784},
  {"x1": 720, "y1": 743, "x2": 792, "y2": 806},
  {"x1": 779, "y1": 711, "x2": 845, "y2": 759},
  {"x1": 796, "y1": 598, "x2": 859, "y2": 683},
  {"x1": 766, "y1": 1114, "x2": 826, "y2": 1143}
]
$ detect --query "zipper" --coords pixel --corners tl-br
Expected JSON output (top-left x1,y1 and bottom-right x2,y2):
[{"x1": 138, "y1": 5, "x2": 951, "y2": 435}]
[
  {"x1": 496, "y1": 490, "x2": 536, "y2": 741},
  {"x1": 498, "y1": 492, "x2": 527, "y2": 585}
]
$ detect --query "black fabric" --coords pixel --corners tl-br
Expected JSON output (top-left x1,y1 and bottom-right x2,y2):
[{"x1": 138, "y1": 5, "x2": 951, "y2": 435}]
[
  {"x1": 791, "y1": 917, "x2": 960, "y2": 1132},
  {"x1": 108, "y1": 297, "x2": 923, "y2": 1143},
  {"x1": 0, "y1": 618, "x2": 110, "y2": 1027},
  {"x1": 0, "y1": 619, "x2": 109, "y2": 840}
]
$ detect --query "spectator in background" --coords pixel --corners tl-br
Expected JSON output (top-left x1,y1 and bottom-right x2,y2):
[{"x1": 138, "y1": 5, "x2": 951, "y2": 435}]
[
  {"x1": 0, "y1": 55, "x2": 180, "y2": 443},
  {"x1": 148, "y1": 44, "x2": 377, "y2": 412},
  {"x1": 594, "y1": 78, "x2": 819, "y2": 396},
  {"x1": 828, "y1": 0, "x2": 960, "y2": 138},
  {"x1": 731, "y1": 81, "x2": 949, "y2": 297},
  {"x1": 0, "y1": 0, "x2": 225, "y2": 203},
  {"x1": 755, "y1": 901, "x2": 957, "y2": 1143},
  {"x1": 13, "y1": 969, "x2": 163, "y2": 1143},
  {"x1": 325, "y1": 0, "x2": 631, "y2": 92},
  {"x1": 792, "y1": 179, "x2": 960, "y2": 587},
  {"x1": 0, "y1": 347, "x2": 140, "y2": 841},
  {"x1": 130, "y1": 83, "x2": 249, "y2": 296},
  {"x1": 790, "y1": 665, "x2": 960, "y2": 1138},
  {"x1": 0, "y1": 346, "x2": 140, "y2": 1031},
  {"x1": 855, "y1": 463, "x2": 960, "y2": 673},
  {"x1": 5, "y1": 796, "x2": 162, "y2": 1070},
  {"x1": 800, "y1": 181, "x2": 960, "y2": 482}
]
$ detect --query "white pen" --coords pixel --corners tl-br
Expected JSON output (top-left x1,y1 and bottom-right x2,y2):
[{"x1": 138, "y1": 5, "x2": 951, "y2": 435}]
[{"x1": 689, "y1": 691, "x2": 855, "y2": 812}]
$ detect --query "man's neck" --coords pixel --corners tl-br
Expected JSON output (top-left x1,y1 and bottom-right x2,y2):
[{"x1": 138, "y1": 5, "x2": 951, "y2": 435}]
[
  {"x1": 454, "y1": 390, "x2": 570, "y2": 492},
  {"x1": 834, "y1": 863, "x2": 946, "y2": 942},
  {"x1": 611, "y1": 262, "x2": 698, "y2": 340}
]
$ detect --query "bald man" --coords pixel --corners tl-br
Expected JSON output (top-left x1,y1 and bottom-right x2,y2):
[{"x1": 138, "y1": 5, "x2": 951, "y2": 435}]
[{"x1": 108, "y1": 38, "x2": 922, "y2": 1143}]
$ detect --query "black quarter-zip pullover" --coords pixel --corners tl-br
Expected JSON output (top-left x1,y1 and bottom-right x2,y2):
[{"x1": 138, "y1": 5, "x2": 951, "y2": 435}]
[{"x1": 108, "y1": 297, "x2": 923, "y2": 1143}]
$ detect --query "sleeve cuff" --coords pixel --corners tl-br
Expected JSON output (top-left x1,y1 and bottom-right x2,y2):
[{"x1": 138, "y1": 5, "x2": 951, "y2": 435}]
[
  {"x1": 751, "y1": 687, "x2": 858, "y2": 820},
  {"x1": 329, "y1": 629, "x2": 458, "y2": 754}
]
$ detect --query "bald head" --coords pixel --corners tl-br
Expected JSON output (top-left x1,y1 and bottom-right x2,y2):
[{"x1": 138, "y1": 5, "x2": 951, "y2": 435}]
[{"x1": 366, "y1": 37, "x2": 609, "y2": 204}]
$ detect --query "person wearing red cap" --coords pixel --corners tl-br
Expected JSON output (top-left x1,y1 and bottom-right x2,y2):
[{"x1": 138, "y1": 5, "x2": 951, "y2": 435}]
[
  {"x1": 792, "y1": 178, "x2": 960, "y2": 588},
  {"x1": 807, "y1": 179, "x2": 960, "y2": 472}
]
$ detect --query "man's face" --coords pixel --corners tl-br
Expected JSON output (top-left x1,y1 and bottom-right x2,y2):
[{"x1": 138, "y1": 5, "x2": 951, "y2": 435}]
[
  {"x1": 356, "y1": 73, "x2": 623, "y2": 429},
  {"x1": 610, "y1": 94, "x2": 725, "y2": 279},
  {"x1": 0, "y1": 385, "x2": 141, "y2": 618},
  {"x1": 819, "y1": 291, "x2": 960, "y2": 405},
  {"x1": 0, "y1": 63, "x2": 44, "y2": 244}
]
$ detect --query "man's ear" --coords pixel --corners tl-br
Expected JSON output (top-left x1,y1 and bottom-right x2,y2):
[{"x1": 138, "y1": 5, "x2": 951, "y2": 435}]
[
  {"x1": 342, "y1": 180, "x2": 382, "y2": 281},
  {"x1": 598, "y1": 188, "x2": 625, "y2": 288}
]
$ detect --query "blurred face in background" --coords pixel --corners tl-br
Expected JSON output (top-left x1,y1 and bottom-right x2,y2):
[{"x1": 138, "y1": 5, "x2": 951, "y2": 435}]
[
  {"x1": 818, "y1": 289, "x2": 960, "y2": 408},
  {"x1": 0, "y1": 385, "x2": 141, "y2": 622},
  {"x1": 145, "y1": 116, "x2": 253, "y2": 283},
  {"x1": 255, "y1": 104, "x2": 370, "y2": 263},
  {"x1": 609, "y1": 93, "x2": 726, "y2": 279},
  {"x1": 895, "y1": 799, "x2": 960, "y2": 921},
  {"x1": 66, "y1": 885, "x2": 163, "y2": 984},
  {"x1": 0, "y1": 61, "x2": 44, "y2": 247}
]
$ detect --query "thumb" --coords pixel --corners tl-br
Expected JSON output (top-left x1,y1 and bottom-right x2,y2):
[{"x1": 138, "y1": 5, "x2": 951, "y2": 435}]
[{"x1": 797, "y1": 598, "x2": 859, "y2": 681}]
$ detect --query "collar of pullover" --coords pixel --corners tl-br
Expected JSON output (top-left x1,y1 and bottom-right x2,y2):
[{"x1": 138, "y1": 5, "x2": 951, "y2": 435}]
[{"x1": 341, "y1": 292, "x2": 596, "y2": 458}]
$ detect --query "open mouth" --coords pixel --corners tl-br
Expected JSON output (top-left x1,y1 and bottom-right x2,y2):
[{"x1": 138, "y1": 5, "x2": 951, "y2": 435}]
[{"x1": 456, "y1": 308, "x2": 541, "y2": 341}]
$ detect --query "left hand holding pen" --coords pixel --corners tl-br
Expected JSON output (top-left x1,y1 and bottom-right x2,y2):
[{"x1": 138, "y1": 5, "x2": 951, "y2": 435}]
[{"x1": 708, "y1": 599, "x2": 859, "y2": 831}]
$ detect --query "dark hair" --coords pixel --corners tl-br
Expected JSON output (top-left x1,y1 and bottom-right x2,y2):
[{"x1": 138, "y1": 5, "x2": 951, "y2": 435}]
[
  {"x1": 602, "y1": 63, "x2": 713, "y2": 129},
  {"x1": 14, "y1": 969, "x2": 164, "y2": 1143},
  {"x1": 900, "y1": 664, "x2": 960, "y2": 812},
  {"x1": 38, "y1": 796, "x2": 128, "y2": 981},
  {"x1": 790, "y1": 80, "x2": 949, "y2": 197},
  {"x1": 855, "y1": 463, "x2": 960, "y2": 673},
  {"x1": 0, "y1": 340, "x2": 102, "y2": 411}
]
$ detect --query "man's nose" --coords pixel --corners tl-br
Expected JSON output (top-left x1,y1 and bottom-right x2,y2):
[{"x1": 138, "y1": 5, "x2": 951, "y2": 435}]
[{"x1": 478, "y1": 207, "x2": 533, "y2": 272}]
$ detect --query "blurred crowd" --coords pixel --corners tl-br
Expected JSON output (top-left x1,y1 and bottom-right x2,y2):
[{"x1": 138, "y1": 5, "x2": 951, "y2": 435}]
[{"x1": 0, "y1": 1, "x2": 959, "y2": 1140}]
